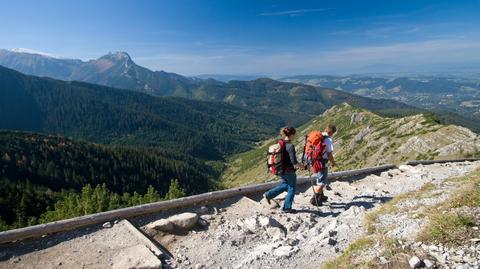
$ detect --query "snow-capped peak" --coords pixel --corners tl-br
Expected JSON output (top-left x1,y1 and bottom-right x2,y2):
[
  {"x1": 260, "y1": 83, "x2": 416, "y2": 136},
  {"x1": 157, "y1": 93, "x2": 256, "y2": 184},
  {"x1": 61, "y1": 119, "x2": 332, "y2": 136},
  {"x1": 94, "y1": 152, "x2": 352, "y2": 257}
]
[{"x1": 8, "y1": 48, "x2": 60, "y2": 59}]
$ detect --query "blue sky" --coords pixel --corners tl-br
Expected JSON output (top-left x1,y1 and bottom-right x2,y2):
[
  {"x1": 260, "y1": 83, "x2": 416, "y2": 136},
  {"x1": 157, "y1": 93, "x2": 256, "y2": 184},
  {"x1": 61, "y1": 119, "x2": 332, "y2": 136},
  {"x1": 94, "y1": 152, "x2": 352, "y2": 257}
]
[{"x1": 0, "y1": 0, "x2": 479, "y2": 75}]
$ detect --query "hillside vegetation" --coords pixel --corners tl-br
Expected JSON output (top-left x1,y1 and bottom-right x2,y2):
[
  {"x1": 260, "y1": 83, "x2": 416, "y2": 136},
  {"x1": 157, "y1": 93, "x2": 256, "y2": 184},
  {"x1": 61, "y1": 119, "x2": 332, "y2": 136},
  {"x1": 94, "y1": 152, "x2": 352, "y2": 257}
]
[
  {"x1": 0, "y1": 131, "x2": 209, "y2": 231},
  {"x1": 222, "y1": 103, "x2": 480, "y2": 187},
  {"x1": 282, "y1": 75, "x2": 480, "y2": 128},
  {"x1": 0, "y1": 66, "x2": 280, "y2": 160},
  {"x1": 0, "y1": 51, "x2": 416, "y2": 127}
]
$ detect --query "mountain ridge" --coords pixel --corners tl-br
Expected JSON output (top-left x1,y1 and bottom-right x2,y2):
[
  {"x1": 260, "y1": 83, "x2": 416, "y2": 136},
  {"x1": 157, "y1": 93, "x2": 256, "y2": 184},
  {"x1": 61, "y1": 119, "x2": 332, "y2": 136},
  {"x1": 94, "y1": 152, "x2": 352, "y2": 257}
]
[
  {"x1": 221, "y1": 103, "x2": 480, "y2": 187},
  {"x1": 0, "y1": 65, "x2": 280, "y2": 160}
]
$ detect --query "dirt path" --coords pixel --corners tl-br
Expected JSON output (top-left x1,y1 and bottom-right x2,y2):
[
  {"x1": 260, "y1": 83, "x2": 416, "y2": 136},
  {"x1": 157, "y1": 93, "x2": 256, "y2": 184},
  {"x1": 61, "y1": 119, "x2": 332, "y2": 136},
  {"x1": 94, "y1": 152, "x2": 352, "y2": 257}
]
[
  {"x1": 155, "y1": 161, "x2": 480, "y2": 269},
  {"x1": 1, "y1": 161, "x2": 479, "y2": 269}
]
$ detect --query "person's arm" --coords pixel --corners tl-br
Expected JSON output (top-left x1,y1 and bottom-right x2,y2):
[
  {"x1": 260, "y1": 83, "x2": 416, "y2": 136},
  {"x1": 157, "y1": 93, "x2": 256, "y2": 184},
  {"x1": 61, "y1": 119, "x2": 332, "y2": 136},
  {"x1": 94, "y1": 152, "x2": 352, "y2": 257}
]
[
  {"x1": 327, "y1": 152, "x2": 336, "y2": 167},
  {"x1": 286, "y1": 144, "x2": 303, "y2": 170}
]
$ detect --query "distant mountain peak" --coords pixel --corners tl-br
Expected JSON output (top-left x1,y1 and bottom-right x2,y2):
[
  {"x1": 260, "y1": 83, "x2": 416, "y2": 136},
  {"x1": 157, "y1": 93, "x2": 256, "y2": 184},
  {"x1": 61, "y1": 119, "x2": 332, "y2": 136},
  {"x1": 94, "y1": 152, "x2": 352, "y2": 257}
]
[
  {"x1": 101, "y1": 51, "x2": 132, "y2": 61},
  {"x1": 7, "y1": 48, "x2": 60, "y2": 59}
]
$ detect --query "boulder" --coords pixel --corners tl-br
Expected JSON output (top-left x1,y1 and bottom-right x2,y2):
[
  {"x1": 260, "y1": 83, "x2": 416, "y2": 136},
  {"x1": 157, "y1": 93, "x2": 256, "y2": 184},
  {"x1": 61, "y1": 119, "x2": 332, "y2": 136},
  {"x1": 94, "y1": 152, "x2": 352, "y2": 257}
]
[
  {"x1": 273, "y1": 246, "x2": 294, "y2": 258},
  {"x1": 408, "y1": 256, "x2": 422, "y2": 269},
  {"x1": 258, "y1": 216, "x2": 282, "y2": 228},
  {"x1": 265, "y1": 227, "x2": 285, "y2": 240},
  {"x1": 146, "y1": 219, "x2": 174, "y2": 232},
  {"x1": 398, "y1": 165, "x2": 414, "y2": 173},
  {"x1": 423, "y1": 259, "x2": 434, "y2": 268},
  {"x1": 113, "y1": 245, "x2": 162, "y2": 269},
  {"x1": 239, "y1": 216, "x2": 260, "y2": 232},
  {"x1": 168, "y1": 213, "x2": 199, "y2": 230}
]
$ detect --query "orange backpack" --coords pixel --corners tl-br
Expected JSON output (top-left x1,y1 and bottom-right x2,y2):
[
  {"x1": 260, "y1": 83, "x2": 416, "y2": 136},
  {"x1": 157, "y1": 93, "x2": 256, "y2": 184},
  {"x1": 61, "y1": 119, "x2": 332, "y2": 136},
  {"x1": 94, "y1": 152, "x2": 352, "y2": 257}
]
[{"x1": 303, "y1": 131, "x2": 328, "y2": 173}]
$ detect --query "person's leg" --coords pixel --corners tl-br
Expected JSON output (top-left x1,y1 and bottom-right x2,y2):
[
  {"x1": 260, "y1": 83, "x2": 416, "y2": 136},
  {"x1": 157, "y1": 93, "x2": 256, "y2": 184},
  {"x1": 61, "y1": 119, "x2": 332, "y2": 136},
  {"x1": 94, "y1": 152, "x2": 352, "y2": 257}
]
[
  {"x1": 313, "y1": 171, "x2": 323, "y2": 194},
  {"x1": 283, "y1": 173, "x2": 297, "y2": 210},
  {"x1": 310, "y1": 167, "x2": 329, "y2": 205},
  {"x1": 319, "y1": 166, "x2": 329, "y2": 201},
  {"x1": 265, "y1": 178, "x2": 288, "y2": 200}
]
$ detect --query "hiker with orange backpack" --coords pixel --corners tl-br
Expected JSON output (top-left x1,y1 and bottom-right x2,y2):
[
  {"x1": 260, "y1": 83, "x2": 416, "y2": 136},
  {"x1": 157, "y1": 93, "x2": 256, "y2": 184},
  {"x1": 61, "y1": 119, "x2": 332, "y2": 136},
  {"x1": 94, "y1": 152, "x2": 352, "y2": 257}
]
[
  {"x1": 264, "y1": 126, "x2": 304, "y2": 213},
  {"x1": 303, "y1": 124, "x2": 337, "y2": 206}
]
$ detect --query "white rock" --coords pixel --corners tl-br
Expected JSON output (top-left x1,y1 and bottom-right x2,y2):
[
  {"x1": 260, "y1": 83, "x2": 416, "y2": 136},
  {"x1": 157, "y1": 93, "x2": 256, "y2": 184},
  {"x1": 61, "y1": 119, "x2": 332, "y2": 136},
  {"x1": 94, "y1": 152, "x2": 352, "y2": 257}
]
[
  {"x1": 252, "y1": 244, "x2": 276, "y2": 256},
  {"x1": 258, "y1": 216, "x2": 282, "y2": 228},
  {"x1": 342, "y1": 206, "x2": 366, "y2": 218},
  {"x1": 168, "y1": 212, "x2": 199, "y2": 230},
  {"x1": 146, "y1": 219, "x2": 174, "y2": 232},
  {"x1": 239, "y1": 217, "x2": 259, "y2": 232},
  {"x1": 112, "y1": 245, "x2": 162, "y2": 269},
  {"x1": 423, "y1": 259, "x2": 433, "y2": 268},
  {"x1": 266, "y1": 227, "x2": 285, "y2": 240},
  {"x1": 409, "y1": 256, "x2": 422, "y2": 269},
  {"x1": 202, "y1": 214, "x2": 215, "y2": 221},
  {"x1": 273, "y1": 246, "x2": 293, "y2": 258},
  {"x1": 380, "y1": 171, "x2": 392, "y2": 178},
  {"x1": 102, "y1": 222, "x2": 112, "y2": 228},
  {"x1": 398, "y1": 165, "x2": 412, "y2": 172}
]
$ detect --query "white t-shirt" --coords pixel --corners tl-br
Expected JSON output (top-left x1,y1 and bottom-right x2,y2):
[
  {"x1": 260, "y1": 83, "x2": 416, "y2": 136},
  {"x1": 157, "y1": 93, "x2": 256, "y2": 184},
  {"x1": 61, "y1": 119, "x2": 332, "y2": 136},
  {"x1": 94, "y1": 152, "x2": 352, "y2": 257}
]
[{"x1": 322, "y1": 132, "x2": 334, "y2": 159}]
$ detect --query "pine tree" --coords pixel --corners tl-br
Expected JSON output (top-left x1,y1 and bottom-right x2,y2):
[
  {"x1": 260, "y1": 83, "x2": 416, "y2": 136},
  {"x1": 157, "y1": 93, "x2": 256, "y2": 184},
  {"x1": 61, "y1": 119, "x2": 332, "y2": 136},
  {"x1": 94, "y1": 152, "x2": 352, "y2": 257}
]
[{"x1": 164, "y1": 179, "x2": 186, "y2": 200}]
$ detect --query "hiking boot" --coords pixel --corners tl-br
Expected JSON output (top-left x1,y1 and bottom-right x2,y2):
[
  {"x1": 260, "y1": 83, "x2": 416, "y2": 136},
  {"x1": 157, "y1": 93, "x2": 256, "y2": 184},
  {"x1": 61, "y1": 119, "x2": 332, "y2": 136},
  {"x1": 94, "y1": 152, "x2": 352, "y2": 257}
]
[
  {"x1": 310, "y1": 195, "x2": 322, "y2": 206},
  {"x1": 263, "y1": 193, "x2": 271, "y2": 205},
  {"x1": 282, "y1": 208, "x2": 297, "y2": 214},
  {"x1": 319, "y1": 193, "x2": 328, "y2": 202}
]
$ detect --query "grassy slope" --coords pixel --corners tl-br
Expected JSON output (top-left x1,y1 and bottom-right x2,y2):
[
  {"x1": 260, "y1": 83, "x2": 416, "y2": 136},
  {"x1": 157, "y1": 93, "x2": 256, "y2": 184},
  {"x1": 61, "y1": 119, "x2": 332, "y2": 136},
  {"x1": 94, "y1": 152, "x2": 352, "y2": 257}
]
[{"x1": 221, "y1": 103, "x2": 480, "y2": 187}]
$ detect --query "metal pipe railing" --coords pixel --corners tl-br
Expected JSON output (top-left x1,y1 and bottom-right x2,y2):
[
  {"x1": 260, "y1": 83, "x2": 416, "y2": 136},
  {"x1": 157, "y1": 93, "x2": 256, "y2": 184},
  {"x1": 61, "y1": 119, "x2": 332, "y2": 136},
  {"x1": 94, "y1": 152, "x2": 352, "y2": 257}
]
[
  {"x1": 0, "y1": 164, "x2": 395, "y2": 244},
  {"x1": 406, "y1": 158, "x2": 480, "y2": 166},
  {"x1": 1, "y1": 159, "x2": 477, "y2": 244}
]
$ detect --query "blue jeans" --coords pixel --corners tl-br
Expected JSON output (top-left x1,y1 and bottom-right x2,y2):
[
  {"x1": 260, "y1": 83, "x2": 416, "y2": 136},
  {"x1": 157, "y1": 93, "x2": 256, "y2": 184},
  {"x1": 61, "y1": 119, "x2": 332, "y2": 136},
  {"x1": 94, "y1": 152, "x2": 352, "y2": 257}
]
[{"x1": 265, "y1": 172, "x2": 297, "y2": 210}]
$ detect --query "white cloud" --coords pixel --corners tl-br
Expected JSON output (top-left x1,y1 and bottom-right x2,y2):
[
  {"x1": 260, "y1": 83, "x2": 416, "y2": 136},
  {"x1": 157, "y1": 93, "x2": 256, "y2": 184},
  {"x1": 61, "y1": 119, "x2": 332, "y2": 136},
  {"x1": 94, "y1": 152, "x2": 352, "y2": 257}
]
[
  {"x1": 8, "y1": 48, "x2": 60, "y2": 58},
  {"x1": 260, "y1": 8, "x2": 333, "y2": 16}
]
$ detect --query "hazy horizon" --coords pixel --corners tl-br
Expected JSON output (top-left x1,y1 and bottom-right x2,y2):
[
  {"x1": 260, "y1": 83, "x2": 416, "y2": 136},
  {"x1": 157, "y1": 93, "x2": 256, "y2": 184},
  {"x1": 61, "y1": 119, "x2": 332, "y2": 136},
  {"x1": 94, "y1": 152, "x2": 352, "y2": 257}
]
[{"x1": 1, "y1": 0, "x2": 479, "y2": 75}]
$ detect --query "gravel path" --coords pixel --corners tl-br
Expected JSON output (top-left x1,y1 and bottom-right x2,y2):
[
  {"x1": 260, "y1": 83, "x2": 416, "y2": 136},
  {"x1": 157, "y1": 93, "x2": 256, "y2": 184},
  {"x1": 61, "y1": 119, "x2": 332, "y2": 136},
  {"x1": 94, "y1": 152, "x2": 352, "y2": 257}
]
[
  {"x1": 156, "y1": 161, "x2": 480, "y2": 269},
  {"x1": 1, "y1": 161, "x2": 479, "y2": 269}
]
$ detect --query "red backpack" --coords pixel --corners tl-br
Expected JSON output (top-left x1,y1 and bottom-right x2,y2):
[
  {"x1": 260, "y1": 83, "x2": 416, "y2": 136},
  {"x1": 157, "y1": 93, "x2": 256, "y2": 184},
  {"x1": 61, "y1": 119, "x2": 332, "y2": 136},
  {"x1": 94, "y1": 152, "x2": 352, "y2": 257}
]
[
  {"x1": 267, "y1": 139, "x2": 286, "y2": 175},
  {"x1": 304, "y1": 131, "x2": 328, "y2": 173}
]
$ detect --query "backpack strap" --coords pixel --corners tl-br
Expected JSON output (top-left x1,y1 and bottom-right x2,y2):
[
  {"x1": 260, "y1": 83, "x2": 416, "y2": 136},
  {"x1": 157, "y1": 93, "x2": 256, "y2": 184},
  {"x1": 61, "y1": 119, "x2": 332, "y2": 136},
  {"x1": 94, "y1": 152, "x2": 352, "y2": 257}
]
[
  {"x1": 278, "y1": 139, "x2": 286, "y2": 150},
  {"x1": 321, "y1": 135, "x2": 330, "y2": 162}
]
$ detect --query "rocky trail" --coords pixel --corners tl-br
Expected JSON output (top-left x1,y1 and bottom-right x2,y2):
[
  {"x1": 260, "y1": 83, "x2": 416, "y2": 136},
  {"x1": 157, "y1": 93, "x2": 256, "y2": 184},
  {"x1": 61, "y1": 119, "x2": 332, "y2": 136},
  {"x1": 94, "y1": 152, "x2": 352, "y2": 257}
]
[{"x1": 1, "y1": 161, "x2": 479, "y2": 269}]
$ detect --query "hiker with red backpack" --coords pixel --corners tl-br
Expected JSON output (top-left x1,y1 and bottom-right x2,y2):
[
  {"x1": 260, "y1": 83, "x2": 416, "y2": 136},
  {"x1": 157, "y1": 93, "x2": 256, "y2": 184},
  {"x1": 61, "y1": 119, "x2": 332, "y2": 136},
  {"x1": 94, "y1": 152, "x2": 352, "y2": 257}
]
[
  {"x1": 303, "y1": 124, "x2": 337, "y2": 206},
  {"x1": 264, "y1": 126, "x2": 304, "y2": 213}
]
